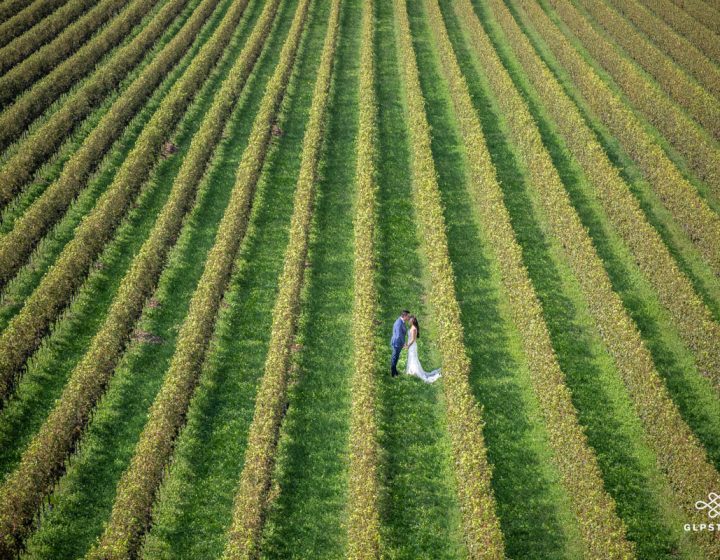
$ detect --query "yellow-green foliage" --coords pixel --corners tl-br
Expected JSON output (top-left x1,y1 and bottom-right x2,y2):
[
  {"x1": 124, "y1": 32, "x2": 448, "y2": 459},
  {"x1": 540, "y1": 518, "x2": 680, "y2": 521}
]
[
  {"x1": 392, "y1": 1, "x2": 505, "y2": 557},
  {"x1": 605, "y1": 0, "x2": 720, "y2": 101},
  {"x1": 0, "y1": 0, "x2": 220, "y2": 285},
  {"x1": 0, "y1": 0, "x2": 143, "y2": 108},
  {"x1": 513, "y1": 0, "x2": 720, "y2": 276},
  {"x1": 0, "y1": 0, "x2": 33, "y2": 22},
  {"x1": 221, "y1": 2, "x2": 339, "y2": 558},
  {"x1": 469, "y1": 1, "x2": 720, "y2": 556},
  {"x1": 0, "y1": 0, "x2": 278, "y2": 556},
  {"x1": 0, "y1": 0, "x2": 251, "y2": 406},
  {"x1": 85, "y1": 1, "x2": 313, "y2": 558},
  {"x1": 0, "y1": 0, "x2": 97, "y2": 73},
  {"x1": 347, "y1": 0, "x2": 380, "y2": 558},
  {"x1": 436, "y1": 1, "x2": 634, "y2": 557},
  {"x1": 0, "y1": 0, "x2": 189, "y2": 210},
  {"x1": 671, "y1": 0, "x2": 720, "y2": 35},
  {"x1": 549, "y1": 0, "x2": 720, "y2": 194},
  {"x1": 487, "y1": 0, "x2": 720, "y2": 396},
  {"x1": 637, "y1": 0, "x2": 720, "y2": 92},
  {"x1": 0, "y1": 0, "x2": 66, "y2": 50},
  {"x1": 575, "y1": 0, "x2": 720, "y2": 141}
]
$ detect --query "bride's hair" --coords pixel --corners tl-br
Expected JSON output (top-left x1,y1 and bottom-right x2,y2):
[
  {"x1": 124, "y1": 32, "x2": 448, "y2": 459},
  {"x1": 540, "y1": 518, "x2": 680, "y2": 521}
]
[{"x1": 409, "y1": 315, "x2": 420, "y2": 338}]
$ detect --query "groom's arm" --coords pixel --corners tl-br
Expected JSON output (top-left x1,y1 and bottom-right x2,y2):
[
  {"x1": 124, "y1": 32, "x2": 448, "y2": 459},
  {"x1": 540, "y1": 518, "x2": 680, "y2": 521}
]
[{"x1": 392, "y1": 319, "x2": 401, "y2": 343}]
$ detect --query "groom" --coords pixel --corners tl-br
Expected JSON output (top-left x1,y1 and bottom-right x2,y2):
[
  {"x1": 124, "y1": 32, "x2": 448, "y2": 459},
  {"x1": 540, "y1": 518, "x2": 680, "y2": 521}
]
[{"x1": 390, "y1": 310, "x2": 411, "y2": 377}]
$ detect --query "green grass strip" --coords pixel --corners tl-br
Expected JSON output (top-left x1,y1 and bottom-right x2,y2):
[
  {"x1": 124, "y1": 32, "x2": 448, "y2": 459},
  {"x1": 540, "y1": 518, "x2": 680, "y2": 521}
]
[
  {"x1": 346, "y1": 0, "x2": 380, "y2": 557},
  {"x1": 0, "y1": 0, "x2": 66, "y2": 49},
  {"x1": 0, "y1": 0, "x2": 252, "y2": 405},
  {"x1": 512, "y1": 0, "x2": 720, "y2": 277},
  {"x1": 85, "y1": 2, "x2": 313, "y2": 557},
  {"x1": 0, "y1": 0, "x2": 96, "y2": 73},
  {"x1": 373, "y1": 2, "x2": 466, "y2": 555},
  {"x1": 392, "y1": 0, "x2": 506, "y2": 556},
  {"x1": 460, "y1": 1, "x2": 720, "y2": 556},
  {"x1": 220, "y1": 2, "x2": 338, "y2": 557},
  {"x1": 259, "y1": 1, "x2": 358, "y2": 557},
  {"x1": 0, "y1": 0, "x2": 279, "y2": 554}
]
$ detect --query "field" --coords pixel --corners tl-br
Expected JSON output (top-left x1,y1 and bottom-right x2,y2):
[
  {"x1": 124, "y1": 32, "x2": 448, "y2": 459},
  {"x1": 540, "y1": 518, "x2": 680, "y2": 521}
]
[{"x1": 0, "y1": 0, "x2": 719, "y2": 558}]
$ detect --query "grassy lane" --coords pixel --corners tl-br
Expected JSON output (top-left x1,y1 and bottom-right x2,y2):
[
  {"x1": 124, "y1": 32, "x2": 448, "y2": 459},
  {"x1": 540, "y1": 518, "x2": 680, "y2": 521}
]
[
  {"x1": 138, "y1": 2, "x2": 326, "y2": 557},
  {"x1": 0, "y1": 0, "x2": 260, "y2": 481},
  {"x1": 471, "y1": 0, "x2": 720, "y2": 469},
  {"x1": 408, "y1": 1, "x2": 586, "y2": 558},
  {"x1": 373, "y1": 1, "x2": 467, "y2": 558},
  {"x1": 448, "y1": 3, "x2": 712, "y2": 557},
  {"x1": 14, "y1": 3, "x2": 290, "y2": 558},
  {"x1": 0, "y1": 0, "x2": 233, "y2": 331},
  {"x1": 259, "y1": 0, "x2": 358, "y2": 557}
]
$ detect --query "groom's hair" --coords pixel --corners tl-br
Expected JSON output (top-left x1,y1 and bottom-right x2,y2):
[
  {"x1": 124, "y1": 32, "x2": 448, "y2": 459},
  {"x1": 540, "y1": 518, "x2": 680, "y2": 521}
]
[{"x1": 401, "y1": 310, "x2": 410, "y2": 317}]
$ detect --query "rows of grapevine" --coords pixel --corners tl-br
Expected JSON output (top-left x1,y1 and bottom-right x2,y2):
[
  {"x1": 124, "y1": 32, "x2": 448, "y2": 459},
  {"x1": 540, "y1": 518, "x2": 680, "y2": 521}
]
[{"x1": 0, "y1": 0, "x2": 718, "y2": 558}]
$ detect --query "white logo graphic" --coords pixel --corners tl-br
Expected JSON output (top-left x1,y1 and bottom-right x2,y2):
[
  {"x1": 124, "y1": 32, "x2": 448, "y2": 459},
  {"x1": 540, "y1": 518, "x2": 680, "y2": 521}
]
[{"x1": 696, "y1": 492, "x2": 720, "y2": 519}]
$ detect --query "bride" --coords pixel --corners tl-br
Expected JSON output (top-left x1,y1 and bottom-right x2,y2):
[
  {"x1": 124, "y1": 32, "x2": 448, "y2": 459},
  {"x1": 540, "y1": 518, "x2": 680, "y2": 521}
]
[{"x1": 405, "y1": 315, "x2": 441, "y2": 383}]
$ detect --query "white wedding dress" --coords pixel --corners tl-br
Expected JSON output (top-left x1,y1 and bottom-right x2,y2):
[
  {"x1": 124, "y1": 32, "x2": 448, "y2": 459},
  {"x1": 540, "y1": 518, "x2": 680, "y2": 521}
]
[{"x1": 406, "y1": 332, "x2": 441, "y2": 383}]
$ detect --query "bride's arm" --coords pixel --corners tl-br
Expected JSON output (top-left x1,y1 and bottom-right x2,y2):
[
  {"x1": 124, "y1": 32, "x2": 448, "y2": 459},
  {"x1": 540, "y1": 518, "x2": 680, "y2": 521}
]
[{"x1": 407, "y1": 328, "x2": 416, "y2": 347}]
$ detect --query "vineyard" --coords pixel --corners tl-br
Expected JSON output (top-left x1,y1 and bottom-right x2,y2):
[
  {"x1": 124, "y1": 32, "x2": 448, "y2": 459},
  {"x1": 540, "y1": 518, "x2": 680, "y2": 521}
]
[{"x1": 0, "y1": 0, "x2": 719, "y2": 557}]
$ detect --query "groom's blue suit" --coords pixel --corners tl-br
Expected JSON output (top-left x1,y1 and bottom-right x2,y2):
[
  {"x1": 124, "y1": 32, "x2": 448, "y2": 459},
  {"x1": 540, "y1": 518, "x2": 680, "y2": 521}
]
[{"x1": 390, "y1": 316, "x2": 406, "y2": 377}]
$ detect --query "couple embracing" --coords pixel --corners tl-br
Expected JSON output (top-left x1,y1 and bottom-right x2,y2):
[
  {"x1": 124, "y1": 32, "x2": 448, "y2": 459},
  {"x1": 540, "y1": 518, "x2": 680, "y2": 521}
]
[{"x1": 389, "y1": 310, "x2": 441, "y2": 383}]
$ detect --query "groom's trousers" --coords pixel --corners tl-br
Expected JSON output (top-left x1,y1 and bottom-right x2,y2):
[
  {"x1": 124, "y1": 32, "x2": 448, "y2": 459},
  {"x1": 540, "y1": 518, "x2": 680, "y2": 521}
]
[{"x1": 390, "y1": 344, "x2": 402, "y2": 377}]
